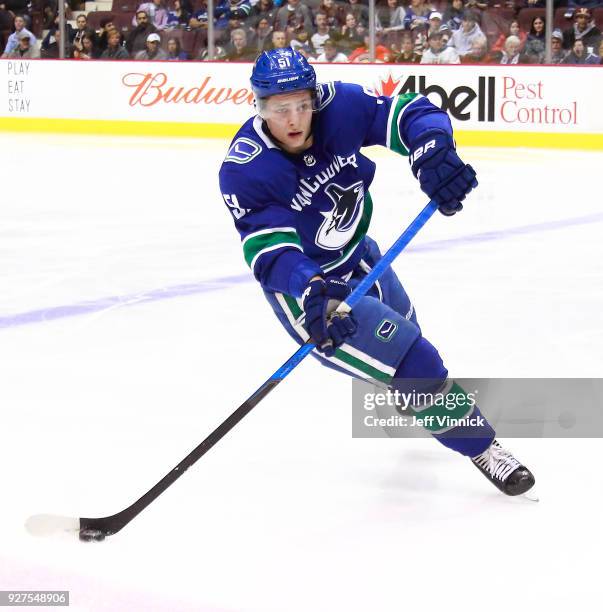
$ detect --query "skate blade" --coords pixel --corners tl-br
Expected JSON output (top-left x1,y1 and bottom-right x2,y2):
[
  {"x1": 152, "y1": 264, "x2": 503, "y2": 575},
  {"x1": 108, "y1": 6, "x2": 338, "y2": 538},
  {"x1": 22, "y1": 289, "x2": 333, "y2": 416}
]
[{"x1": 520, "y1": 488, "x2": 539, "y2": 502}]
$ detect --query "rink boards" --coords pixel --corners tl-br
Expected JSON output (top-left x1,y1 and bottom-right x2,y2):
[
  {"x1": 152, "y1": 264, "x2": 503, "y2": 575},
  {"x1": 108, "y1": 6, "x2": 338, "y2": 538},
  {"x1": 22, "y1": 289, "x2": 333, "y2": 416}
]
[{"x1": 1, "y1": 59, "x2": 602, "y2": 150}]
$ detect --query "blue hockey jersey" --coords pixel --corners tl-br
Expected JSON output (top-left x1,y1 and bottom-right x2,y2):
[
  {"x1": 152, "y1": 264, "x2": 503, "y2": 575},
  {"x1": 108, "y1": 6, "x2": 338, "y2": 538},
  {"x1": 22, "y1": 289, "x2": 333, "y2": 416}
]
[{"x1": 218, "y1": 82, "x2": 452, "y2": 298}]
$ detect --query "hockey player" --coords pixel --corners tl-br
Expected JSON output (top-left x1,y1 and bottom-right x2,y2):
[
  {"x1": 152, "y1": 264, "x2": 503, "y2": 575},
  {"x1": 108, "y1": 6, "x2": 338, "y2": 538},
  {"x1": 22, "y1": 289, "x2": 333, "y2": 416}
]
[{"x1": 219, "y1": 47, "x2": 535, "y2": 496}]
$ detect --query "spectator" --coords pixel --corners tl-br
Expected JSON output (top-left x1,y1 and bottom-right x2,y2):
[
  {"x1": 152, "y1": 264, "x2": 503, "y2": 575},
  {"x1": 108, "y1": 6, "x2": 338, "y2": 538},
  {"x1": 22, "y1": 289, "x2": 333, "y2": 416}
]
[
  {"x1": 492, "y1": 19, "x2": 526, "y2": 54},
  {"x1": 248, "y1": 0, "x2": 275, "y2": 28},
  {"x1": 376, "y1": 0, "x2": 406, "y2": 35},
  {"x1": 166, "y1": 0, "x2": 190, "y2": 27},
  {"x1": 460, "y1": 34, "x2": 490, "y2": 63},
  {"x1": 348, "y1": 34, "x2": 392, "y2": 62},
  {"x1": 225, "y1": 27, "x2": 256, "y2": 60},
  {"x1": 524, "y1": 15, "x2": 545, "y2": 62},
  {"x1": 189, "y1": 1, "x2": 209, "y2": 29},
  {"x1": 311, "y1": 12, "x2": 330, "y2": 56},
  {"x1": 135, "y1": 31, "x2": 168, "y2": 58},
  {"x1": 2, "y1": 14, "x2": 36, "y2": 57},
  {"x1": 427, "y1": 11, "x2": 443, "y2": 36},
  {"x1": 166, "y1": 36, "x2": 188, "y2": 59},
  {"x1": 347, "y1": 0, "x2": 369, "y2": 28},
  {"x1": 442, "y1": 0, "x2": 464, "y2": 32},
  {"x1": 73, "y1": 33, "x2": 97, "y2": 59},
  {"x1": 215, "y1": 0, "x2": 251, "y2": 31},
  {"x1": 100, "y1": 28, "x2": 129, "y2": 59},
  {"x1": 449, "y1": 10, "x2": 484, "y2": 57},
  {"x1": 395, "y1": 34, "x2": 421, "y2": 62},
  {"x1": 6, "y1": 30, "x2": 39, "y2": 58},
  {"x1": 274, "y1": 0, "x2": 313, "y2": 37},
  {"x1": 134, "y1": 0, "x2": 169, "y2": 30},
  {"x1": 562, "y1": 38, "x2": 599, "y2": 63},
  {"x1": 41, "y1": 26, "x2": 72, "y2": 58},
  {"x1": 127, "y1": 10, "x2": 157, "y2": 54},
  {"x1": 336, "y1": 12, "x2": 364, "y2": 54},
  {"x1": 562, "y1": 8, "x2": 601, "y2": 52},
  {"x1": 411, "y1": 20, "x2": 428, "y2": 55},
  {"x1": 496, "y1": 35, "x2": 528, "y2": 64},
  {"x1": 319, "y1": 0, "x2": 345, "y2": 30},
  {"x1": 405, "y1": 0, "x2": 433, "y2": 30},
  {"x1": 290, "y1": 26, "x2": 314, "y2": 55},
  {"x1": 549, "y1": 29, "x2": 566, "y2": 64},
  {"x1": 250, "y1": 16, "x2": 273, "y2": 51},
  {"x1": 421, "y1": 30, "x2": 460, "y2": 63},
  {"x1": 567, "y1": 0, "x2": 601, "y2": 10},
  {"x1": 270, "y1": 29, "x2": 287, "y2": 49},
  {"x1": 72, "y1": 14, "x2": 94, "y2": 46},
  {"x1": 315, "y1": 37, "x2": 347, "y2": 62},
  {"x1": 97, "y1": 16, "x2": 116, "y2": 53},
  {"x1": 464, "y1": 0, "x2": 488, "y2": 13}
]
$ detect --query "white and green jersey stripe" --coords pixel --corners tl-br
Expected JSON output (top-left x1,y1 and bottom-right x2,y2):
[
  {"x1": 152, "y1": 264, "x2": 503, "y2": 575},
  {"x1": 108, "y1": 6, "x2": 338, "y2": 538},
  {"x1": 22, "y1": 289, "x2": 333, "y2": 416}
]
[{"x1": 242, "y1": 227, "x2": 303, "y2": 272}]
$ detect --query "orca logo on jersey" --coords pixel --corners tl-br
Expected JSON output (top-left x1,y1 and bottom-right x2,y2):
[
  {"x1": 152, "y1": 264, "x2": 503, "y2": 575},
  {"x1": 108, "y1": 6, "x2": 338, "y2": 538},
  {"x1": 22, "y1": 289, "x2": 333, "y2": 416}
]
[
  {"x1": 315, "y1": 181, "x2": 364, "y2": 251},
  {"x1": 225, "y1": 138, "x2": 262, "y2": 164}
]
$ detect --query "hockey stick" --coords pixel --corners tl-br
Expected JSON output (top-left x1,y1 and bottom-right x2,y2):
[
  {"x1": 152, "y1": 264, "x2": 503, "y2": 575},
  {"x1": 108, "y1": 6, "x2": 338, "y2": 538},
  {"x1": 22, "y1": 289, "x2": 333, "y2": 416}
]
[{"x1": 25, "y1": 200, "x2": 438, "y2": 542}]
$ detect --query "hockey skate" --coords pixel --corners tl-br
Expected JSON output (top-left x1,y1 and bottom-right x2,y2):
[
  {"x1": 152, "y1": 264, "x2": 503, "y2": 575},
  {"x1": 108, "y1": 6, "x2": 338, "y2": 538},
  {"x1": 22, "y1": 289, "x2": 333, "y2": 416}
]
[{"x1": 471, "y1": 440, "x2": 535, "y2": 497}]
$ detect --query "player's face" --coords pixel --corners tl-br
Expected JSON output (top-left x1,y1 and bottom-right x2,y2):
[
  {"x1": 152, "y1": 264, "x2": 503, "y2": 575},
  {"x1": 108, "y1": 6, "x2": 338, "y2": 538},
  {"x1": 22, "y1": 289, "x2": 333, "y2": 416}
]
[{"x1": 263, "y1": 90, "x2": 314, "y2": 155}]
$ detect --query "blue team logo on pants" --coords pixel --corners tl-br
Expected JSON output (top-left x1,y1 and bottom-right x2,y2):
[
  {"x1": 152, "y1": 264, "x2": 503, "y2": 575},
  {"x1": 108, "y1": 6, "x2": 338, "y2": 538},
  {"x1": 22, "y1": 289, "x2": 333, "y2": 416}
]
[{"x1": 376, "y1": 319, "x2": 398, "y2": 342}]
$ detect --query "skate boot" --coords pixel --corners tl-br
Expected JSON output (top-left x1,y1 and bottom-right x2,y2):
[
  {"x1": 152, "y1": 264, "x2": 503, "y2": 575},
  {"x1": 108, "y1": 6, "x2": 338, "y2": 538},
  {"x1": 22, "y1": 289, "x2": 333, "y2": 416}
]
[{"x1": 471, "y1": 440, "x2": 535, "y2": 496}]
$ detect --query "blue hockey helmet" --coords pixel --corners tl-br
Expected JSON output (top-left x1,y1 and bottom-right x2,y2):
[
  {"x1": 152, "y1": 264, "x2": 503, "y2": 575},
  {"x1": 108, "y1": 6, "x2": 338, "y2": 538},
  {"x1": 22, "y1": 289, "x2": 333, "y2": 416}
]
[{"x1": 250, "y1": 47, "x2": 317, "y2": 101}]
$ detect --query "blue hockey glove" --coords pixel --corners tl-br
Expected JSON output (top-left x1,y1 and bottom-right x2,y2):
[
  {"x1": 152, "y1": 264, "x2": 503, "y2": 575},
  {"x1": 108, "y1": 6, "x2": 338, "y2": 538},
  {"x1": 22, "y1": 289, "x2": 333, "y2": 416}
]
[
  {"x1": 410, "y1": 131, "x2": 478, "y2": 216},
  {"x1": 301, "y1": 276, "x2": 357, "y2": 357}
]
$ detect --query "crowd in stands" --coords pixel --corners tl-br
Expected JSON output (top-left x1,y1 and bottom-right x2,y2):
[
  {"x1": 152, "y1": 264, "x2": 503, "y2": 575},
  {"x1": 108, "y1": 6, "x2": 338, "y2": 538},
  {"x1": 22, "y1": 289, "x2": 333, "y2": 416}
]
[{"x1": 1, "y1": 0, "x2": 602, "y2": 63}]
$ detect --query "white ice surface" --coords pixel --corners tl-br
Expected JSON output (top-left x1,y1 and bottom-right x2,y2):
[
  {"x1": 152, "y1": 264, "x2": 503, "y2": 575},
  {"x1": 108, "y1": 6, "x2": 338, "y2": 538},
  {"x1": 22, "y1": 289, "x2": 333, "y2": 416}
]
[{"x1": 1, "y1": 134, "x2": 602, "y2": 612}]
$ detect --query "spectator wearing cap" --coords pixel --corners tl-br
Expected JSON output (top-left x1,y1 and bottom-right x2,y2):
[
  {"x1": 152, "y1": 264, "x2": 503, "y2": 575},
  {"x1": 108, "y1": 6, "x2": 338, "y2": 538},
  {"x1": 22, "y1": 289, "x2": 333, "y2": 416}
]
[
  {"x1": 562, "y1": 8, "x2": 601, "y2": 51},
  {"x1": 550, "y1": 29, "x2": 566, "y2": 64},
  {"x1": 134, "y1": 0, "x2": 169, "y2": 30},
  {"x1": 449, "y1": 10, "x2": 484, "y2": 57},
  {"x1": 2, "y1": 14, "x2": 36, "y2": 57},
  {"x1": 100, "y1": 28, "x2": 129, "y2": 59},
  {"x1": 311, "y1": 12, "x2": 331, "y2": 56},
  {"x1": 127, "y1": 10, "x2": 158, "y2": 54},
  {"x1": 274, "y1": 0, "x2": 313, "y2": 38},
  {"x1": 375, "y1": 0, "x2": 406, "y2": 36},
  {"x1": 442, "y1": 0, "x2": 464, "y2": 32},
  {"x1": 314, "y1": 38, "x2": 347, "y2": 62},
  {"x1": 427, "y1": 11, "x2": 443, "y2": 36},
  {"x1": 492, "y1": 19, "x2": 526, "y2": 54},
  {"x1": 135, "y1": 31, "x2": 168, "y2": 59},
  {"x1": 5, "y1": 30, "x2": 39, "y2": 58},
  {"x1": 562, "y1": 38, "x2": 599, "y2": 64},
  {"x1": 395, "y1": 34, "x2": 421, "y2": 63},
  {"x1": 421, "y1": 30, "x2": 460, "y2": 64},
  {"x1": 348, "y1": 34, "x2": 392, "y2": 62}
]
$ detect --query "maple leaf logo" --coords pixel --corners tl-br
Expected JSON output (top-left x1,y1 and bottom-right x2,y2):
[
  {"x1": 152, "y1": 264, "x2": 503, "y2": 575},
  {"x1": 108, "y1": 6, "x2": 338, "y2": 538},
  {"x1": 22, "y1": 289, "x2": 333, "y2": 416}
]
[{"x1": 374, "y1": 73, "x2": 401, "y2": 98}]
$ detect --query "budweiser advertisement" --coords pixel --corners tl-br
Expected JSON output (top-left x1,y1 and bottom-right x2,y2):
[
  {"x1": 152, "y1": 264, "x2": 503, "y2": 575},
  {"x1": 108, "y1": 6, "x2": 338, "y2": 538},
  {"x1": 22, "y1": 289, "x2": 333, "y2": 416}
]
[{"x1": 2, "y1": 59, "x2": 602, "y2": 137}]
